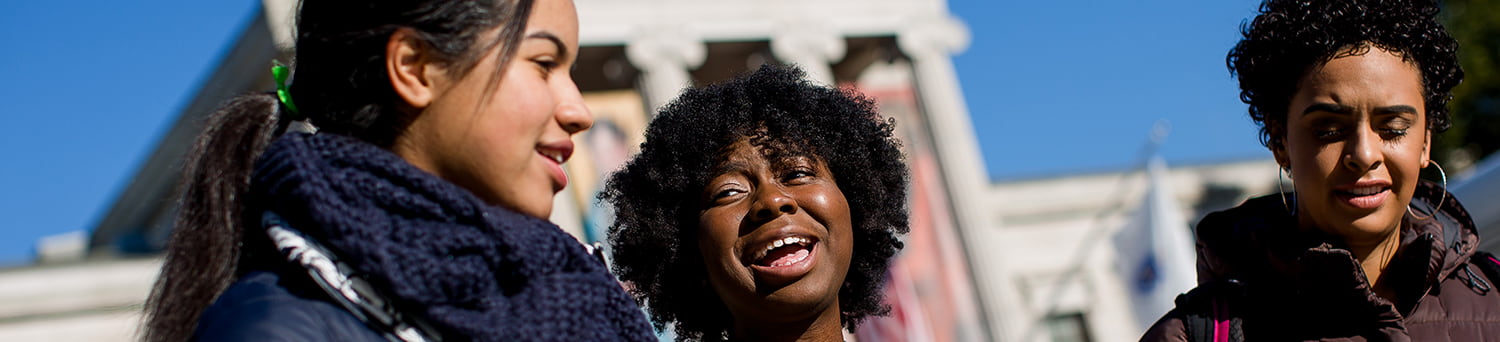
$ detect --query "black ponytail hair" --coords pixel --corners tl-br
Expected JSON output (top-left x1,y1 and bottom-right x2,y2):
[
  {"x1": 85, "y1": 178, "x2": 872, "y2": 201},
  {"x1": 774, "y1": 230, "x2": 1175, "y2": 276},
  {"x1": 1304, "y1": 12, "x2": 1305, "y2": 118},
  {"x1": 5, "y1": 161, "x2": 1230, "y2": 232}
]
[{"x1": 142, "y1": 1, "x2": 535, "y2": 341}]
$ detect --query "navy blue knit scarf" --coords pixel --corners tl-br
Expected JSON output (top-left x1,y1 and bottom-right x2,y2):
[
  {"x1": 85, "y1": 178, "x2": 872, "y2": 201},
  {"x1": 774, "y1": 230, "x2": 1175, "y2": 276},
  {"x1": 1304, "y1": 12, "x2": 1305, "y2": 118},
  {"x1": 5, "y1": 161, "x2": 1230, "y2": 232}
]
[{"x1": 247, "y1": 133, "x2": 656, "y2": 341}]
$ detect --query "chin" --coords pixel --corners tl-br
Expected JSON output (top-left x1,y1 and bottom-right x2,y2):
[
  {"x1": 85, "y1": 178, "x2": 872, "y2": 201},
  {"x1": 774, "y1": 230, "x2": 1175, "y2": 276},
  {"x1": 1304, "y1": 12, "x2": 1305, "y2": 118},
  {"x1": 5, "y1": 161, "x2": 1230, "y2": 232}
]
[
  {"x1": 761, "y1": 273, "x2": 841, "y2": 313},
  {"x1": 509, "y1": 200, "x2": 552, "y2": 219},
  {"x1": 1336, "y1": 210, "x2": 1403, "y2": 239}
]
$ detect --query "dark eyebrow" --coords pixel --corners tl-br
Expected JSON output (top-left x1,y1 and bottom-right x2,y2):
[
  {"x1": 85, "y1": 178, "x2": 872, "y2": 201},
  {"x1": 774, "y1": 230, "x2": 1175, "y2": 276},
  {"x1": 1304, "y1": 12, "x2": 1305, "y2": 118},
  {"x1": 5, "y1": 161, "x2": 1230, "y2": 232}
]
[
  {"x1": 1373, "y1": 105, "x2": 1418, "y2": 115},
  {"x1": 770, "y1": 154, "x2": 815, "y2": 170},
  {"x1": 525, "y1": 31, "x2": 570, "y2": 64},
  {"x1": 708, "y1": 161, "x2": 752, "y2": 178},
  {"x1": 1303, "y1": 103, "x2": 1353, "y2": 115}
]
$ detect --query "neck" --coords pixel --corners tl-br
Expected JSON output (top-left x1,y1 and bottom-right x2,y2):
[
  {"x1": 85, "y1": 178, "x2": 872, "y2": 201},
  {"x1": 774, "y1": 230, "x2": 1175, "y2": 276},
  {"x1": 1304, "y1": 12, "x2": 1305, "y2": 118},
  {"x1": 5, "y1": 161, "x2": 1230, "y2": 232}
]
[
  {"x1": 1293, "y1": 208, "x2": 1403, "y2": 300},
  {"x1": 729, "y1": 298, "x2": 844, "y2": 342},
  {"x1": 1348, "y1": 227, "x2": 1403, "y2": 300}
]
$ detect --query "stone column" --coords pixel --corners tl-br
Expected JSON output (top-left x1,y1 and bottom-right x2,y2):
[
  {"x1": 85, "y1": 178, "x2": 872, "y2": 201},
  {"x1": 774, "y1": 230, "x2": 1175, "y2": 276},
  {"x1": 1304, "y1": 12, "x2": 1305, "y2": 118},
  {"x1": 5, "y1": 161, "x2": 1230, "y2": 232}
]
[
  {"x1": 771, "y1": 23, "x2": 846, "y2": 85},
  {"x1": 261, "y1": 0, "x2": 296, "y2": 51},
  {"x1": 897, "y1": 15, "x2": 1012, "y2": 342},
  {"x1": 626, "y1": 27, "x2": 707, "y2": 113}
]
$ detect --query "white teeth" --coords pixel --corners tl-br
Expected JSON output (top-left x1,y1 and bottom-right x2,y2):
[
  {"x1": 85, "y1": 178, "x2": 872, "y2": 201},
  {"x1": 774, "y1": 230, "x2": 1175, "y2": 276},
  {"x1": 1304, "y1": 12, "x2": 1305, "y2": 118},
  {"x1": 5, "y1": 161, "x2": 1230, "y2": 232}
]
[
  {"x1": 541, "y1": 152, "x2": 563, "y2": 163},
  {"x1": 764, "y1": 236, "x2": 809, "y2": 252},
  {"x1": 1348, "y1": 186, "x2": 1383, "y2": 196}
]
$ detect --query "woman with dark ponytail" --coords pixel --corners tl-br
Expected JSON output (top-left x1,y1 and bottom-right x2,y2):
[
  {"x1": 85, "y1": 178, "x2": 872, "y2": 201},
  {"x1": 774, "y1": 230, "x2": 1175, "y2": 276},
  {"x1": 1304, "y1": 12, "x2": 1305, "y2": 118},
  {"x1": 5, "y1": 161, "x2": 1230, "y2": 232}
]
[{"x1": 141, "y1": 0, "x2": 656, "y2": 341}]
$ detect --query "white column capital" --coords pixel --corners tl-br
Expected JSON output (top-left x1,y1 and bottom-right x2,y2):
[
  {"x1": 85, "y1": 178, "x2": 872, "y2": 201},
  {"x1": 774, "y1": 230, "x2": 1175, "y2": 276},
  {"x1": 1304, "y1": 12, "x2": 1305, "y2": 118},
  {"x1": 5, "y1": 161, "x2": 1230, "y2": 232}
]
[
  {"x1": 625, "y1": 27, "x2": 708, "y2": 72},
  {"x1": 897, "y1": 15, "x2": 971, "y2": 58},
  {"x1": 770, "y1": 22, "x2": 847, "y2": 84},
  {"x1": 625, "y1": 27, "x2": 708, "y2": 113}
]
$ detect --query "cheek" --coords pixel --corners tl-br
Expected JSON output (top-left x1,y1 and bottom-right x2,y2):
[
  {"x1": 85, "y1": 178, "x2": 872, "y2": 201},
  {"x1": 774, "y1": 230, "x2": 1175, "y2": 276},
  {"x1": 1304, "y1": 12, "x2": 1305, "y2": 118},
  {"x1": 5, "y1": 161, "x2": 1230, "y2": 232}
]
[
  {"x1": 487, "y1": 91, "x2": 551, "y2": 133},
  {"x1": 1285, "y1": 141, "x2": 1338, "y2": 180},
  {"x1": 497, "y1": 67, "x2": 559, "y2": 122},
  {"x1": 474, "y1": 94, "x2": 550, "y2": 166},
  {"x1": 697, "y1": 210, "x2": 743, "y2": 261},
  {"x1": 1389, "y1": 143, "x2": 1428, "y2": 190},
  {"x1": 804, "y1": 187, "x2": 853, "y2": 245}
]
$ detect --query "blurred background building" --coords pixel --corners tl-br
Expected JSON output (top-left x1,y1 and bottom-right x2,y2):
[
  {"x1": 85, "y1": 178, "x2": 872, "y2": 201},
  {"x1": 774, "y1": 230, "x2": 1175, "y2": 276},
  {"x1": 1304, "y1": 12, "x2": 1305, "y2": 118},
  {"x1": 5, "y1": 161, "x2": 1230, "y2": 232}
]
[{"x1": 4, "y1": 0, "x2": 1499, "y2": 341}]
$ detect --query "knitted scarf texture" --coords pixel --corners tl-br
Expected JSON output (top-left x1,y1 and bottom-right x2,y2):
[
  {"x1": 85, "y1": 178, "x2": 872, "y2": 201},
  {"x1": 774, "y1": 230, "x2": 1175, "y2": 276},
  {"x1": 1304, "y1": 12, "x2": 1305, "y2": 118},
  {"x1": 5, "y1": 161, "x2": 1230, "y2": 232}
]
[{"x1": 247, "y1": 132, "x2": 656, "y2": 341}]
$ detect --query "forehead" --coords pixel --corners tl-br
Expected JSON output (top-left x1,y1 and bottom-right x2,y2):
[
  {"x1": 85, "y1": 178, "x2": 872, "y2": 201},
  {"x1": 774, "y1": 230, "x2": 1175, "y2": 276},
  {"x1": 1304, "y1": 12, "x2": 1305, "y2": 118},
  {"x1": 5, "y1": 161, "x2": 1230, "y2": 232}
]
[
  {"x1": 712, "y1": 137, "x2": 818, "y2": 169},
  {"x1": 1298, "y1": 47, "x2": 1423, "y2": 100},
  {"x1": 526, "y1": 0, "x2": 579, "y2": 43}
]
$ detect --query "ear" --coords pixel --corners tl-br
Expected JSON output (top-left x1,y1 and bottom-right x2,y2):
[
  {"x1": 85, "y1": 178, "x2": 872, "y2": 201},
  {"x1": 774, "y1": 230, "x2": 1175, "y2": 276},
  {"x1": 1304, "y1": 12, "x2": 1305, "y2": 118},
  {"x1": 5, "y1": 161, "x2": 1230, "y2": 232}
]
[
  {"x1": 1421, "y1": 128, "x2": 1432, "y2": 168},
  {"x1": 1271, "y1": 139, "x2": 1291, "y2": 172},
  {"x1": 386, "y1": 28, "x2": 443, "y2": 109}
]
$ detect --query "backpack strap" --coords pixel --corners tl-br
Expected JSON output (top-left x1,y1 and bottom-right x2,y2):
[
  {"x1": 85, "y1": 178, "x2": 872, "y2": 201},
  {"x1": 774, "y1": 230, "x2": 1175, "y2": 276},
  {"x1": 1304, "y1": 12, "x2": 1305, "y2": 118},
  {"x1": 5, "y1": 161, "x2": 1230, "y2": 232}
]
[{"x1": 1177, "y1": 280, "x2": 1246, "y2": 342}]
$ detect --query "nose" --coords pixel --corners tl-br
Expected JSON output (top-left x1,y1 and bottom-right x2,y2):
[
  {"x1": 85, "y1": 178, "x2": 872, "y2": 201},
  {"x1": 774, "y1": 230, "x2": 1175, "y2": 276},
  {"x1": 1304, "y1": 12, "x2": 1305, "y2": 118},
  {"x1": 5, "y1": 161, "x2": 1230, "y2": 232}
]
[
  {"x1": 1342, "y1": 126, "x2": 1383, "y2": 172},
  {"x1": 751, "y1": 185, "x2": 799, "y2": 221},
  {"x1": 555, "y1": 78, "x2": 593, "y2": 135}
]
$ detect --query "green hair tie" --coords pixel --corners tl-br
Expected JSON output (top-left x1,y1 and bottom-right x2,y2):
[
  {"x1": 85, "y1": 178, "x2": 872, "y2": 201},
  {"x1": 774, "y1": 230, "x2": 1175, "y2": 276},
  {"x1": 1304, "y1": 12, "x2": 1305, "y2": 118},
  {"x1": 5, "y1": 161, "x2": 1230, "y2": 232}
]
[{"x1": 272, "y1": 61, "x2": 300, "y2": 116}]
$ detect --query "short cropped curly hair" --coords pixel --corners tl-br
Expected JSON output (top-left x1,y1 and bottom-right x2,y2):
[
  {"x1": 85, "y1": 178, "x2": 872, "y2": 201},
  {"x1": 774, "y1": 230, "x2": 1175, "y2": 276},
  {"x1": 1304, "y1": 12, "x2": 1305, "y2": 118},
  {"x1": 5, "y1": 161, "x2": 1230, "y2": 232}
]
[
  {"x1": 1228, "y1": 0, "x2": 1463, "y2": 149},
  {"x1": 600, "y1": 65, "x2": 909, "y2": 341}
]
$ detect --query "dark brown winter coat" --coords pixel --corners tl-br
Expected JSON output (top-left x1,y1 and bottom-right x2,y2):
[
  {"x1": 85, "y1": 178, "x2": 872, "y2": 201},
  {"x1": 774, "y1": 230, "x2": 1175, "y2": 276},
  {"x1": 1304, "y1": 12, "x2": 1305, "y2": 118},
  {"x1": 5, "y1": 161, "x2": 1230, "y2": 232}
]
[{"x1": 1142, "y1": 181, "x2": 1500, "y2": 341}]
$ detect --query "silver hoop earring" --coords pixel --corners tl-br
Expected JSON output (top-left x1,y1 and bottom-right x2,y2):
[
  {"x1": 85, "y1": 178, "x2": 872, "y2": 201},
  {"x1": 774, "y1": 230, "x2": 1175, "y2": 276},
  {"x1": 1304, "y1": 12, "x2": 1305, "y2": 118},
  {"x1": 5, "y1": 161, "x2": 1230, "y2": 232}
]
[
  {"x1": 1278, "y1": 167, "x2": 1297, "y2": 216},
  {"x1": 1408, "y1": 160, "x2": 1448, "y2": 219}
]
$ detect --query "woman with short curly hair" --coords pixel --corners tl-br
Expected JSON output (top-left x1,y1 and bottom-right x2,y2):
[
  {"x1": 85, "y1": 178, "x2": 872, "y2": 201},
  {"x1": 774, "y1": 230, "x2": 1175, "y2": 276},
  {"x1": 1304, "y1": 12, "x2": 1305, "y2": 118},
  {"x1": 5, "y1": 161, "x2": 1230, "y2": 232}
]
[
  {"x1": 601, "y1": 64, "x2": 909, "y2": 342},
  {"x1": 1142, "y1": 0, "x2": 1500, "y2": 341}
]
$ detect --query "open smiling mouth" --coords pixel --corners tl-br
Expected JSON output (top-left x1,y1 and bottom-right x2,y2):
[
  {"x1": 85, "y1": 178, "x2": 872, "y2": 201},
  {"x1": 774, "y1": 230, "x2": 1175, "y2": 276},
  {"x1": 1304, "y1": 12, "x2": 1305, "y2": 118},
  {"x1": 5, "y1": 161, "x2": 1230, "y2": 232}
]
[
  {"x1": 757, "y1": 236, "x2": 813, "y2": 267},
  {"x1": 749, "y1": 236, "x2": 819, "y2": 286},
  {"x1": 1334, "y1": 185, "x2": 1390, "y2": 210}
]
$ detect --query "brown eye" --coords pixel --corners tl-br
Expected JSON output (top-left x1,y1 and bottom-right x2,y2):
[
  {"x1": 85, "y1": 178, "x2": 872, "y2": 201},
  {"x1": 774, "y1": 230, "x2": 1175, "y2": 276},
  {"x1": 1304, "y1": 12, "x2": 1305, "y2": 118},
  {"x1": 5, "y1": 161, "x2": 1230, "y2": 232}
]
[
  {"x1": 535, "y1": 60, "x2": 558, "y2": 70},
  {"x1": 714, "y1": 188, "x2": 744, "y2": 199},
  {"x1": 1380, "y1": 118, "x2": 1412, "y2": 138},
  {"x1": 782, "y1": 169, "x2": 814, "y2": 183},
  {"x1": 1312, "y1": 120, "x2": 1346, "y2": 141},
  {"x1": 532, "y1": 58, "x2": 558, "y2": 78},
  {"x1": 1315, "y1": 128, "x2": 1343, "y2": 140}
]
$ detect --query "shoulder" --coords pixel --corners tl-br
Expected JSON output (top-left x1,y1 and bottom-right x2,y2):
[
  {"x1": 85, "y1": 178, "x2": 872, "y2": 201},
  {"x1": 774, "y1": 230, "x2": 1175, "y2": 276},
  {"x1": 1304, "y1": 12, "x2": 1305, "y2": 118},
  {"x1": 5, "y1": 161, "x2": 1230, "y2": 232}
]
[
  {"x1": 1140, "y1": 310, "x2": 1190, "y2": 342},
  {"x1": 194, "y1": 271, "x2": 385, "y2": 342},
  {"x1": 1194, "y1": 194, "x2": 1288, "y2": 245},
  {"x1": 1403, "y1": 252, "x2": 1500, "y2": 337},
  {"x1": 1193, "y1": 194, "x2": 1289, "y2": 282},
  {"x1": 1141, "y1": 280, "x2": 1249, "y2": 342}
]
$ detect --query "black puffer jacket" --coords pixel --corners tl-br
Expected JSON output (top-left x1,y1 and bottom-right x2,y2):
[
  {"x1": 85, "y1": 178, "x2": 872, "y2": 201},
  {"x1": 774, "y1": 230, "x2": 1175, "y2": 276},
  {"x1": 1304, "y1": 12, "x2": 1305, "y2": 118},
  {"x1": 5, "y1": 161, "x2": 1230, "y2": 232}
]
[{"x1": 1143, "y1": 181, "x2": 1500, "y2": 341}]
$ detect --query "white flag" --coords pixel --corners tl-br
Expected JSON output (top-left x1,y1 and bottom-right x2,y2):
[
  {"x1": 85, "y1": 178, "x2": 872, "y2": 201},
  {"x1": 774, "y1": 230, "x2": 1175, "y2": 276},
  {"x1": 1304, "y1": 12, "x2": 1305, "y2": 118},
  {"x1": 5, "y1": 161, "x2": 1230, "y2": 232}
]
[{"x1": 1112, "y1": 155, "x2": 1198, "y2": 331}]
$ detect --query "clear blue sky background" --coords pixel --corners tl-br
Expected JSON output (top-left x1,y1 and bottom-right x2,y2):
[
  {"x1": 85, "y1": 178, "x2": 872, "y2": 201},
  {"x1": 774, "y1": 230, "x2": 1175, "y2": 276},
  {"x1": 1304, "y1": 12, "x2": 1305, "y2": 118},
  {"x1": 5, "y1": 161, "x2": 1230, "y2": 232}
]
[{"x1": 0, "y1": 0, "x2": 1266, "y2": 265}]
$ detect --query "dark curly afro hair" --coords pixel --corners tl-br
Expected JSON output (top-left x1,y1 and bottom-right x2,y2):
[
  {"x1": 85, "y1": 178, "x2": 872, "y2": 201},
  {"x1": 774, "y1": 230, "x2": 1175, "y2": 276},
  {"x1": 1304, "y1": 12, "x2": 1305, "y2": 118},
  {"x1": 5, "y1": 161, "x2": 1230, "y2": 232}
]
[
  {"x1": 600, "y1": 64, "x2": 909, "y2": 341},
  {"x1": 1228, "y1": 0, "x2": 1463, "y2": 150}
]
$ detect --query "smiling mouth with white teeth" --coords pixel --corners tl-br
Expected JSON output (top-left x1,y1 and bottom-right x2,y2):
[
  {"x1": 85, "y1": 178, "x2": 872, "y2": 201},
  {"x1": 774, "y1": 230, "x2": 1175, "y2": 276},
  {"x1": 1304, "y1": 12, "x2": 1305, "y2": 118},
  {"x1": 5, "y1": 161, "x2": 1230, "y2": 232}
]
[
  {"x1": 1337, "y1": 186, "x2": 1388, "y2": 196},
  {"x1": 754, "y1": 236, "x2": 814, "y2": 267},
  {"x1": 540, "y1": 150, "x2": 565, "y2": 163}
]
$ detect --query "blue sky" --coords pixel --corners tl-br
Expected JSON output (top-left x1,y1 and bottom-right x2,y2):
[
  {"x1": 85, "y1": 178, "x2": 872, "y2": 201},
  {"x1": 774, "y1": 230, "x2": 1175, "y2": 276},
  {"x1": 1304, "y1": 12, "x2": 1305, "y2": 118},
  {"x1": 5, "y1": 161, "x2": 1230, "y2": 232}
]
[{"x1": 0, "y1": 0, "x2": 1266, "y2": 264}]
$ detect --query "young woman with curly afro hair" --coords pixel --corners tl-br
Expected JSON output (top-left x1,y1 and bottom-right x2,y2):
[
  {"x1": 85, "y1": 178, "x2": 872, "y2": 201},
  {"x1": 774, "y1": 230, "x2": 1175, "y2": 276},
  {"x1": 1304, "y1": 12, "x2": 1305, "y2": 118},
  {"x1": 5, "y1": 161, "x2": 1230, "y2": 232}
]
[
  {"x1": 601, "y1": 64, "x2": 910, "y2": 342},
  {"x1": 1142, "y1": 0, "x2": 1500, "y2": 341}
]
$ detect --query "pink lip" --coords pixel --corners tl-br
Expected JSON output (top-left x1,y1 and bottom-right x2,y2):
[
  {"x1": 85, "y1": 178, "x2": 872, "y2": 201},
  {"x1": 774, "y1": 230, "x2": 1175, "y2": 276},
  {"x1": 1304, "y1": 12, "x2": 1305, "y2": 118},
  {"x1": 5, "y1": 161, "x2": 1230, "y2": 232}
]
[
  {"x1": 1332, "y1": 179, "x2": 1391, "y2": 210},
  {"x1": 743, "y1": 226, "x2": 822, "y2": 287},
  {"x1": 538, "y1": 141, "x2": 574, "y2": 192}
]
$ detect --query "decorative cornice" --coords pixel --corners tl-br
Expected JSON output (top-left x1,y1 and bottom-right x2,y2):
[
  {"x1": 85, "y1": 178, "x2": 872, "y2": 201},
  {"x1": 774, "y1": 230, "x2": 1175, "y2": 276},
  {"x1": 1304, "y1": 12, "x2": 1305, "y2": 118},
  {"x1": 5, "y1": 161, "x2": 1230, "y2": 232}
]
[
  {"x1": 625, "y1": 26, "x2": 708, "y2": 71},
  {"x1": 578, "y1": 0, "x2": 949, "y2": 45},
  {"x1": 897, "y1": 15, "x2": 971, "y2": 58},
  {"x1": 771, "y1": 21, "x2": 847, "y2": 83}
]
